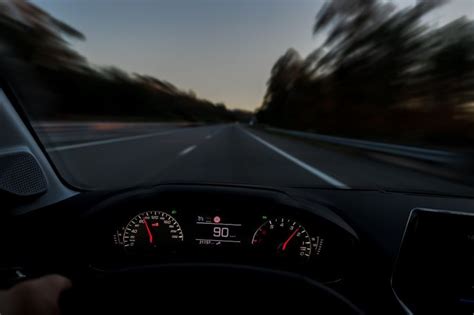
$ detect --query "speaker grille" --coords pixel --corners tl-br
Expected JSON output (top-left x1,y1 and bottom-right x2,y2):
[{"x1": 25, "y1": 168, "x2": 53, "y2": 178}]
[{"x1": 0, "y1": 151, "x2": 47, "y2": 197}]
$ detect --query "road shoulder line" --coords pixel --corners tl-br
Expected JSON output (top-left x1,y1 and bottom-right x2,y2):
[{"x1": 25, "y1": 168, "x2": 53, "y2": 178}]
[
  {"x1": 240, "y1": 127, "x2": 349, "y2": 189},
  {"x1": 46, "y1": 128, "x2": 192, "y2": 152}
]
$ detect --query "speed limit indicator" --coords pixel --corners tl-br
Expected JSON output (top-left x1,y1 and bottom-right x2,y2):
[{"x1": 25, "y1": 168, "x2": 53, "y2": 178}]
[{"x1": 194, "y1": 215, "x2": 242, "y2": 246}]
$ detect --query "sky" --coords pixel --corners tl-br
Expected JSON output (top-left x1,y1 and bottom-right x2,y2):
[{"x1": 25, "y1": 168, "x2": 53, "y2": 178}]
[{"x1": 33, "y1": 0, "x2": 474, "y2": 111}]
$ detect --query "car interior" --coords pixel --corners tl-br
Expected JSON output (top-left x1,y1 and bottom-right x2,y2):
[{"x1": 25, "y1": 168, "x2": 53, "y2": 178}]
[
  {"x1": 1, "y1": 82, "x2": 474, "y2": 314},
  {"x1": 2, "y1": 1, "x2": 474, "y2": 314}
]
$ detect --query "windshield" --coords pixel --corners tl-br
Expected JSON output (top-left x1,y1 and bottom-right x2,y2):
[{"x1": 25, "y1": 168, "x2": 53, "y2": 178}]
[{"x1": 2, "y1": 0, "x2": 474, "y2": 195}]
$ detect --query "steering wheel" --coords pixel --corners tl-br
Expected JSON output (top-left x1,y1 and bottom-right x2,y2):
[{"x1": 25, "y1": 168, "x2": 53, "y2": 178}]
[{"x1": 60, "y1": 264, "x2": 364, "y2": 314}]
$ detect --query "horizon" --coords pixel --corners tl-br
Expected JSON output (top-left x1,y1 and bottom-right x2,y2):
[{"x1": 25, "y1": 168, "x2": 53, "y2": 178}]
[{"x1": 33, "y1": 0, "x2": 474, "y2": 111}]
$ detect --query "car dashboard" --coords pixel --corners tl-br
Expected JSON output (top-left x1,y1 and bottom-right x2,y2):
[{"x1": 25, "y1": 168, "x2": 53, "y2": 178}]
[
  {"x1": 84, "y1": 186, "x2": 357, "y2": 283},
  {"x1": 4, "y1": 183, "x2": 474, "y2": 314}
]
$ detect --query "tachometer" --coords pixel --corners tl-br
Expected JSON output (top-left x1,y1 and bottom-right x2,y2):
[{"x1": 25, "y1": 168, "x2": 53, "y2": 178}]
[
  {"x1": 251, "y1": 217, "x2": 312, "y2": 262},
  {"x1": 122, "y1": 210, "x2": 183, "y2": 254}
]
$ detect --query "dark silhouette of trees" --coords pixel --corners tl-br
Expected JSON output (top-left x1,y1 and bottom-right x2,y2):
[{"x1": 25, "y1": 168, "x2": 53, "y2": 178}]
[
  {"x1": 0, "y1": 1, "x2": 249, "y2": 123},
  {"x1": 0, "y1": 1, "x2": 86, "y2": 68},
  {"x1": 258, "y1": 0, "x2": 474, "y2": 147}
]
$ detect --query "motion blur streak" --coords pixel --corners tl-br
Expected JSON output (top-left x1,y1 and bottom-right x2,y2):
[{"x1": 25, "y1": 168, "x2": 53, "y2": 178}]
[
  {"x1": 1, "y1": 0, "x2": 474, "y2": 195},
  {"x1": 257, "y1": 0, "x2": 474, "y2": 148}
]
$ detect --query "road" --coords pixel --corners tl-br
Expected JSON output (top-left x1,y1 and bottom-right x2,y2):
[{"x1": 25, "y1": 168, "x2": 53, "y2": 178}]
[{"x1": 35, "y1": 122, "x2": 474, "y2": 195}]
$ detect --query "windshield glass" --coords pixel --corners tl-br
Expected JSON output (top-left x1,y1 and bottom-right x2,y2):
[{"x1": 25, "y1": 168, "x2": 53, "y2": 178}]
[{"x1": 2, "y1": 0, "x2": 474, "y2": 195}]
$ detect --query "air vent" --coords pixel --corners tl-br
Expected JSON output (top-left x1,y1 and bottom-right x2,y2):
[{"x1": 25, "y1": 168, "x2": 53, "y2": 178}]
[{"x1": 0, "y1": 150, "x2": 47, "y2": 197}]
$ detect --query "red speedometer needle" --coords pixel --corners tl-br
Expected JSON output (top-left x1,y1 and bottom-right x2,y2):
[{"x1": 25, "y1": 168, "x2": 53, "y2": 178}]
[
  {"x1": 143, "y1": 218, "x2": 153, "y2": 244},
  {"x1": 282, "y1": 227, "x2": 300, "y2": 251}
]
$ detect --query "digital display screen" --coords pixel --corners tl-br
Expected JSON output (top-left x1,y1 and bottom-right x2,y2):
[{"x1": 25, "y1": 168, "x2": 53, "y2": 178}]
[
  {"x1": 393, "y1": 209, "x2": 474, "y2": 314},
  {"x1": 194, "y1": 215, "x2": 242, "y2": 247}
]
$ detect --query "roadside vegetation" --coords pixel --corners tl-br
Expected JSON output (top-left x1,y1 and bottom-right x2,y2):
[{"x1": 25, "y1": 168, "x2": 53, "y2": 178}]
[
  {"x1": 0, "y1": 1, "x2": 251, "y2": 123},
  {"x1": 257, "y1": 0, "x2": 474, "y2": 148}
]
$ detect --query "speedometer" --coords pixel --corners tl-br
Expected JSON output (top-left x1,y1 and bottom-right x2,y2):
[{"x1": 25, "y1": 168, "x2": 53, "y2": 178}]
[
  {"x1": 251, "y1": 217, "x2": 312, "y2": 262},
  {"x1": 122, "y1": 210, "x2": 183, "y2": 254}
]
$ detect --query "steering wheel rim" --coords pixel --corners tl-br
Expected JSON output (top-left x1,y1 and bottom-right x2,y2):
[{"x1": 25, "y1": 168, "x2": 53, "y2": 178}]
[{"x1": 60, "y1": 263, "x2": 363, "y2": 315}]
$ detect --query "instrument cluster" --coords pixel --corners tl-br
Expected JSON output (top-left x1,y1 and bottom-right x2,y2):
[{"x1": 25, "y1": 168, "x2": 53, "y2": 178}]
[
  {"x1": 113, "y1": 209, "x2": 324, "y2": 264},
  {"x1": 83, "y1": 187, "x2": 357, "y2": 282}
]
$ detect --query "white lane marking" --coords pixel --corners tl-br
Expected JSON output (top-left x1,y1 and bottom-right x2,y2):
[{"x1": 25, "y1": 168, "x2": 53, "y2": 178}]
[
  {"x1": 46, "y1": 128, "x2": 191, "y2": 152},
  {"x1": 205, "y1": 126, "x2": 226, "y2": 140},
  {"x1": 178, "y1": 145, "x2": 197, "y2": 156},
  {"x1": 241, "y1": 128, "x2": 349, "y2": 189}
]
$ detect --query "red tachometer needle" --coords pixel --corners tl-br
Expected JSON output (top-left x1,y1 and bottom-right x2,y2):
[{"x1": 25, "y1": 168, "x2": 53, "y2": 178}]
[
  {"x1": 142, "y1": 218, "x2": 153, "y2": 244},
  {"x1": 282, "y1": 227, "x2": 300, "y2": 251}
]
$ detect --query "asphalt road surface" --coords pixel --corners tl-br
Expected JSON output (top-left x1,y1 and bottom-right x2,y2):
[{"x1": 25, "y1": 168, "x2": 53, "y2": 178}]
[{"x1": 35, "y1": 122, "x2": 474, "y2": 195}]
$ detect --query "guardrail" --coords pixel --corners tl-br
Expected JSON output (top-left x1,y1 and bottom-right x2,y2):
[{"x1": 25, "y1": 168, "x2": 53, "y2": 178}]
[{"x1": 264, "y1": 126, "x2": 461, "y2": 165}]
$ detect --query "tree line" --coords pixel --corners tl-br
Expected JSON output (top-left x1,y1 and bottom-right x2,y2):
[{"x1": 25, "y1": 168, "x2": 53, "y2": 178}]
[
  {"x1": 0, "y1": 1, "x2": 250, "y2": 123},
  {"x1": 257, "y1": 0, "x2": 474, "y2": 147}
]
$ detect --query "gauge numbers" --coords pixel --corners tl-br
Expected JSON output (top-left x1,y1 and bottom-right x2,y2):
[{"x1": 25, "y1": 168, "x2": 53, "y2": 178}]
[
  {"x1": 122, "y1": 210, "x2": 183, "y2": 254},
  {"x1": 252, "y1": 217, "x2": 312, "y2": 262}
]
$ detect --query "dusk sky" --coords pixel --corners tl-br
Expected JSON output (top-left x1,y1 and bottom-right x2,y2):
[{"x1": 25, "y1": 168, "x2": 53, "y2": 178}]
[{"x1": 33, "y1": 0, "x2": 474, "y2": 111}]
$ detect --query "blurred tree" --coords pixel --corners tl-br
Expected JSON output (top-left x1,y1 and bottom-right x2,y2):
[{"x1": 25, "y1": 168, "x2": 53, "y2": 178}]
[
  {"x1": 0, "y1": 0, "x2": 249, "y2": 123},
  {"x1": 0, "y1": 0, "x2": 86, "y2": 69},
  {"x1": 258, "y1": 0, "x2": 474, "y2": 146},
  {"x1": 424, "y1": 18, "x2": 474, "y2": 112},
  {"x1": 258, "y1": 48, "x2": 304, "y2": 127}
]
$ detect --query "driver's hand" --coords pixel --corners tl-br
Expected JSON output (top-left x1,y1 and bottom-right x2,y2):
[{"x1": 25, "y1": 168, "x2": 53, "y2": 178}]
[{"x1": 0, "y1": 275, "x2": 71, "y2": 315}]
